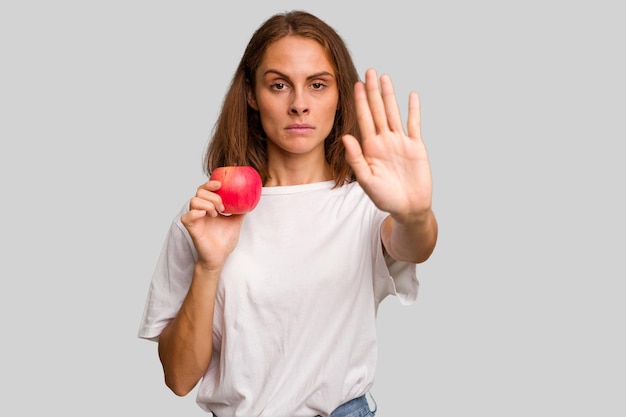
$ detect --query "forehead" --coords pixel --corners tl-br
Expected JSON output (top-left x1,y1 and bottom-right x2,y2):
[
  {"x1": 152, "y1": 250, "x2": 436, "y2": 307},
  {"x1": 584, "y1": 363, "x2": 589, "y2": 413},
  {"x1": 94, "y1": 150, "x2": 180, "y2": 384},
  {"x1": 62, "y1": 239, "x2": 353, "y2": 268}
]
[{"x1": 259, "y1": 36, "x2": 335, "y2": 74}]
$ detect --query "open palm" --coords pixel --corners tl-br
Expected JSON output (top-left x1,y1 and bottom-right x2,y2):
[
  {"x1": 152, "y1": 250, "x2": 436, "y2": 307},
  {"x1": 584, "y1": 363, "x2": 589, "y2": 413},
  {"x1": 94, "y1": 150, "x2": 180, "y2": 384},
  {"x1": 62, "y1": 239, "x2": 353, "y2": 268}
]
[{"x1": 343, "y1": 68, "x2": 433, "y2": 224}]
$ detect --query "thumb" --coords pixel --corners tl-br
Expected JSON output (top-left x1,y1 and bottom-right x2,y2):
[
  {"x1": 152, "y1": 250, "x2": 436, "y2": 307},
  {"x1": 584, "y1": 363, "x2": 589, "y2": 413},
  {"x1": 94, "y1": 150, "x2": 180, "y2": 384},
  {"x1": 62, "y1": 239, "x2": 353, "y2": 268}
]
[{"x1": 342, "y1": 135, "x2": 371, "y2": 182}]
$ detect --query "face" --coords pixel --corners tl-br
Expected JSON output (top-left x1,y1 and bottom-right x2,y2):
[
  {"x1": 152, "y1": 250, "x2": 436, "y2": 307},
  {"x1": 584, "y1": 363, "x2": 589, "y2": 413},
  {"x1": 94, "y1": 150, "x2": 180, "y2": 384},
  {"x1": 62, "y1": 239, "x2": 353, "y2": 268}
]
[{"x1": 248, "y1": 36, "x2": 339, "y2": 160}]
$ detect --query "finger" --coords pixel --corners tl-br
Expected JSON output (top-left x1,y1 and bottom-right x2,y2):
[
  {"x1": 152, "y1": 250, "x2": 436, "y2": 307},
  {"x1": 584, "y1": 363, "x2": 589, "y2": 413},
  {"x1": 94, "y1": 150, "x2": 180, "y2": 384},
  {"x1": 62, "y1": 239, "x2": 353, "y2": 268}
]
[
  {"x1": 189, "y1": 193, "x2": 223, "y2": 217},
  {"x1": 364, "y1": 68, "x2": 389, "y2": 134},
  {"x1": 342, "y1": 134, "x2": 372, "y2": 182},
  {"x1": 379, "y1": 74, "x2": 403, "y2": 133},
  {"x1": 181, "y1": 209, "x2": 207, "y2": 229},
  {"x1": 198, "y1": 180, "x2": 222, "y2": 192},
  {"x1": 407, "y1": 91, "x2": 422, "y2": 140},
  {"x1": 354, "y1": 80, "x2": 376, "y2": 140}
]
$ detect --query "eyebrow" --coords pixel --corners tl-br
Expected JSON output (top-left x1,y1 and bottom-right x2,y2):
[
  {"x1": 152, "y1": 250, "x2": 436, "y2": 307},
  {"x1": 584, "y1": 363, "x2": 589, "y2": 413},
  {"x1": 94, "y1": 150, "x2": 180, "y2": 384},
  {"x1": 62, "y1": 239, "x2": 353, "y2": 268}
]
[{"x1": 262, "y1": 69, "x2": 336, "y2": 81}]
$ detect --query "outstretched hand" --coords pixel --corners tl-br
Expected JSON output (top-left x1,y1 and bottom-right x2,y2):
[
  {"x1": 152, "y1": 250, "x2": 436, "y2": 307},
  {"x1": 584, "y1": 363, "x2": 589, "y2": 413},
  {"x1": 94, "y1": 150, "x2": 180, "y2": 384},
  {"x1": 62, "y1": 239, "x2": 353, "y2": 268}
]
[{"x1": 342, "y1": 68, "x2": 433, "y2": 224}]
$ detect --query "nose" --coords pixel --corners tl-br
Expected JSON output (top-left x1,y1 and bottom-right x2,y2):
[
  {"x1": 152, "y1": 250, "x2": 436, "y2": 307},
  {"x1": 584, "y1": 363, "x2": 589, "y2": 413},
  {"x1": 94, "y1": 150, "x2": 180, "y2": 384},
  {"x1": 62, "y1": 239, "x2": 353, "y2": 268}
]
[{"x1": 289, "y1": 90, "x2": 309, "y2": 115}]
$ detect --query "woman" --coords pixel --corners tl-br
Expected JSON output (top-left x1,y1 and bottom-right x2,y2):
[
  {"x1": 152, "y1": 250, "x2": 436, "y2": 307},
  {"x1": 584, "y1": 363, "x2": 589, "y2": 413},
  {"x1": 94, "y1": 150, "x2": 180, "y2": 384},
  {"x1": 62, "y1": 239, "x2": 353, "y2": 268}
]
[{"x1": 138, "y1": 10, "x2": 438, "y2": 417}]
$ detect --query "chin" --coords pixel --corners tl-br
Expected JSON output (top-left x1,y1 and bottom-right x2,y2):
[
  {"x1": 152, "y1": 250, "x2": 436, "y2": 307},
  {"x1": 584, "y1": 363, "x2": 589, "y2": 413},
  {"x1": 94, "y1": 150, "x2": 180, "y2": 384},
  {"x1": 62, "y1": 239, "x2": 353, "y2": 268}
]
[{"x1": 270, "y1": 138, "x2": 325, "y2": 156}]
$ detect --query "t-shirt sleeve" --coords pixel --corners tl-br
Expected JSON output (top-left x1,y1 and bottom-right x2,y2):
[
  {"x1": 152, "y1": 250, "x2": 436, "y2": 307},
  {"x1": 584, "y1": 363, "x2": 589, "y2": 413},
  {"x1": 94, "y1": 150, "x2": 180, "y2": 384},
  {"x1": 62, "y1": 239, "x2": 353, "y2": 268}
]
[
  {"x1": 372, "y1": 213, "x2": 419, "y2": 306},
  {"x1": 137, "y1": 204, "x2": 197, "y2": 341}
]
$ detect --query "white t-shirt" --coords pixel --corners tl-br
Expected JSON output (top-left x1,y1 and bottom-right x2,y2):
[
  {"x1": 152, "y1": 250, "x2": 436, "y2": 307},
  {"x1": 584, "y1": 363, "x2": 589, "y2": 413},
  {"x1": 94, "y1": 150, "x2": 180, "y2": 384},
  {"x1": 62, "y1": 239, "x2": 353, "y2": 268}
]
[{"x1": 138, "y1": 180, "x2": 419, "y2": 417}]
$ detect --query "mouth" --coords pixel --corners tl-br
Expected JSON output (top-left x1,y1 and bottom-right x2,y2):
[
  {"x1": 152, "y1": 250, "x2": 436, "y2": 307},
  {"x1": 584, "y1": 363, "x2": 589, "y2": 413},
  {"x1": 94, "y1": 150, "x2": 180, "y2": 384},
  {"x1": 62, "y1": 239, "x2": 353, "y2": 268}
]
[{"x1": 285, "y1": 123, "x2": 314, "y2": 134}]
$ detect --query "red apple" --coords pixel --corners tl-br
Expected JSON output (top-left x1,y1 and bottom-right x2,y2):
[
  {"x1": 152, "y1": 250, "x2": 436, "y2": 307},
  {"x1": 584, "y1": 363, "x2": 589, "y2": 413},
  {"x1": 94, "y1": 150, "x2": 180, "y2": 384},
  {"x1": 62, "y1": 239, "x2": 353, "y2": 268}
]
[{"x1": 209, "y1": 166, "x2": 262, "y2": 214}]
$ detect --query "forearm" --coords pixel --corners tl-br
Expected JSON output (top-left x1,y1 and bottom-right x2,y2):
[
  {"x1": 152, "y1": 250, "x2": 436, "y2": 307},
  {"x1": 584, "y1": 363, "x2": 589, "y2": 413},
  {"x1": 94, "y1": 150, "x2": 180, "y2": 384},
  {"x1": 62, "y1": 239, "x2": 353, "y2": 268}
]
[
  {"x1": 382, "y1": 208, "x2": 438, "y2": 264},
  {"x1": 158, "y1": 263, "x2": 220, "y2": 396}
]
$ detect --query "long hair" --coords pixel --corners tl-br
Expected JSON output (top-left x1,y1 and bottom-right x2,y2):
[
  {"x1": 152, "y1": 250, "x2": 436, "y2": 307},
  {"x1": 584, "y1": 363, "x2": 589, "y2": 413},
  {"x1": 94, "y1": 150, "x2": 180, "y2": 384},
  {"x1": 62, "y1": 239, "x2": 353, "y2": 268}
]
[{"x1": 204, "y1": 10, "x2": 360, "y2": 186}]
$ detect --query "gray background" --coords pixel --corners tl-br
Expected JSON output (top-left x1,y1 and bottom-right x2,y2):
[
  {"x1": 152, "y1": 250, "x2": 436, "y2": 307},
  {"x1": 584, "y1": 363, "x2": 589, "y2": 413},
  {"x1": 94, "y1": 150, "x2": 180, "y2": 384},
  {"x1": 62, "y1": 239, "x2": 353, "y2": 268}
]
[{"x1": 1, "y1": 0, "x2": 624, "y2": 415}]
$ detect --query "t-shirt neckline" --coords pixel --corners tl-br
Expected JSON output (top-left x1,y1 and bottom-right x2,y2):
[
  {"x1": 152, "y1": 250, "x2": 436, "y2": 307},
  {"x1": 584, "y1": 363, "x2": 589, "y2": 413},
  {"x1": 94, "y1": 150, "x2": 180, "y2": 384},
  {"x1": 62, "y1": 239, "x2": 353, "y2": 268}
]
[{"x1": 261, "y1": 180, "x2": 337, "y2": 195}]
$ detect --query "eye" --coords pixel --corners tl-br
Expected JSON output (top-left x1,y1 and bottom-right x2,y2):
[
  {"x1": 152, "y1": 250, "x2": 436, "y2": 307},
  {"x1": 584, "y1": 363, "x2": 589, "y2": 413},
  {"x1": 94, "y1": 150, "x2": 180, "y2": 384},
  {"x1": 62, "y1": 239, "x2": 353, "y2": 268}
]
[
  {"x1": 311, "y1": 82, "x2": 326, "y2": 90},
  {"x1": 270, "y1": 82, "x2": 287, "y2": 91}
]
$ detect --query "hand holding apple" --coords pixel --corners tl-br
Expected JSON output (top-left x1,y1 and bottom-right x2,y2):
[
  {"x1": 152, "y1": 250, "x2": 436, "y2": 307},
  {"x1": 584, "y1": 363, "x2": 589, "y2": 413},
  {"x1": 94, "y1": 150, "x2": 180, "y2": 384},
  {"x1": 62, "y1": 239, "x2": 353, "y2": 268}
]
[{"x1": 209, "y1": 166, "x2": 262, "y2": 215}]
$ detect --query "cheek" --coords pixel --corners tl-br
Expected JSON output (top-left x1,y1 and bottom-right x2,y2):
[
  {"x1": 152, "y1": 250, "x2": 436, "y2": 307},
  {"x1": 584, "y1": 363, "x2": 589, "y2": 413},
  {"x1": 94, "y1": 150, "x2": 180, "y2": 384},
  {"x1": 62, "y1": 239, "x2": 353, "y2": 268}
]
[
  {"x1": 257, "y1": 104, "x2": 284, "y2": 140},
  {"x1": 258, "y1": 105, "x2": 280, "y2": 129},
  {"x1": 257, "y1": 98, "x2": 283, "y2": 121},
  {"x1": 322, "y1": 98, "x2": 339, "y2": 126}
]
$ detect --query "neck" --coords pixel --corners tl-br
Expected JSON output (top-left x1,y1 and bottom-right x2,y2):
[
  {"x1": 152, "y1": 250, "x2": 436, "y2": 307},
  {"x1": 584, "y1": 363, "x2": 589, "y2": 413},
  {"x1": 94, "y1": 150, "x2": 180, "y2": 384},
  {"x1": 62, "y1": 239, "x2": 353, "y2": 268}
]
[{"x1": 265, "y1": 153, "x2": 333, "y2": 187}]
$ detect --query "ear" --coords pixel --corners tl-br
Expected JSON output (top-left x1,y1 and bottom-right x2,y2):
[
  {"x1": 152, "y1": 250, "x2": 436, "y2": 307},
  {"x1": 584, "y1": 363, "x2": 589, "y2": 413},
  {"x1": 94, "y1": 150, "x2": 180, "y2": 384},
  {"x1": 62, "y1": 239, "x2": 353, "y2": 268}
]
[{"x1": 246, "y1": 80, "x2": 258, "y2": 110}]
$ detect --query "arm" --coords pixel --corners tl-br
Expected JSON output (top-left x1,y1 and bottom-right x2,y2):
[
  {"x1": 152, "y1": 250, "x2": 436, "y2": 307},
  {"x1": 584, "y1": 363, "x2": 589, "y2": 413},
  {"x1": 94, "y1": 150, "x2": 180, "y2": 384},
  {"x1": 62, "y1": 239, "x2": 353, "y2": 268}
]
[
  {"x1": 158, "y1": 264, "x2": 220, "y2": 396},
  {"x1": 158, "y1": 180, "x2": 245, "y2": 396},
  {"x1": 343, "y1": 68, "x2": 438, "y2": 263},
  {"x1": 381, "y1": 209, "x2": 438, "y2": 263}
]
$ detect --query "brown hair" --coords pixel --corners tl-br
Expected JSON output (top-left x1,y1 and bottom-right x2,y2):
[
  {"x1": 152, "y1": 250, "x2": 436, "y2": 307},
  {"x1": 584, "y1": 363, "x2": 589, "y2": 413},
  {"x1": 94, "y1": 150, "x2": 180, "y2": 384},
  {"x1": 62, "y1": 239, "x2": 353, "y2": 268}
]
[{"x1": 203, "y1": 10, "x2": 360, "y2": 187}]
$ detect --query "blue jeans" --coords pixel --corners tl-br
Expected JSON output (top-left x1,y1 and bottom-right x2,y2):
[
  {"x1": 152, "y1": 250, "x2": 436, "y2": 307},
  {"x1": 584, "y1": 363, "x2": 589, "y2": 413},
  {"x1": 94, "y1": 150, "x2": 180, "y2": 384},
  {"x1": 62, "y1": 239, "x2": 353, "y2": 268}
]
[
  {"x1": 211, "y1": 393, "x2": 377, "y2": 417},
  {"x1": 324, "y1": 393, "x2": 377, "y2": 417}
]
